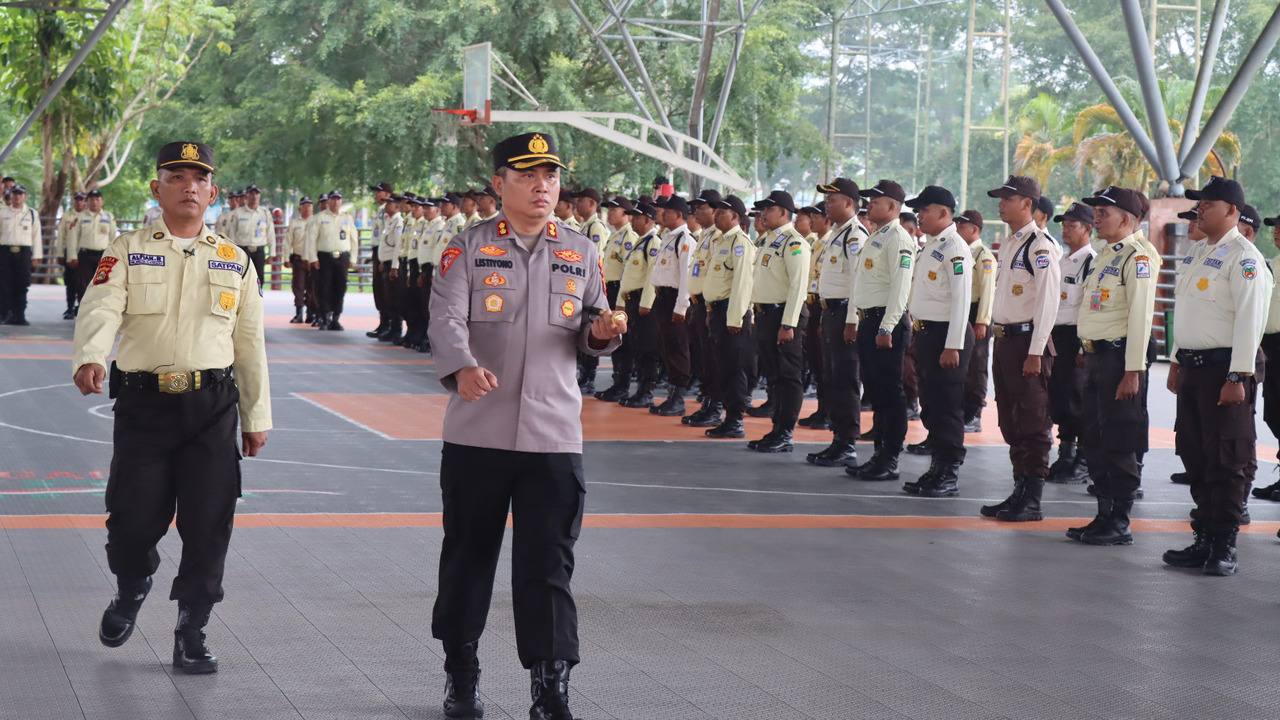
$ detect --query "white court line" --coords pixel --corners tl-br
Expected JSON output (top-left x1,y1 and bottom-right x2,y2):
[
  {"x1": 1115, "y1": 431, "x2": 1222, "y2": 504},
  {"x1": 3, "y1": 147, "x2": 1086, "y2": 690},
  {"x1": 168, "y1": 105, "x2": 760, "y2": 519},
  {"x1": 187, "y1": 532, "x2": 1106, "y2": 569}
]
[
  {"x1": 251, "y1": 457, "x2": 436, "y2": 475},
  {"x1": 289, "y1": 391, "x2": 398, "y2": 441}
]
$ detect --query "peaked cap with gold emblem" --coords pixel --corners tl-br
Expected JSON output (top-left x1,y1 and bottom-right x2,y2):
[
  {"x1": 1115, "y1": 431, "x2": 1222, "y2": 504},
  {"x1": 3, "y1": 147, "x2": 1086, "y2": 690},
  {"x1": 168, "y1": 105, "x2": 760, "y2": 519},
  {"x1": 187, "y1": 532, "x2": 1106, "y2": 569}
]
[
  {"x1": 156, "y1": 141, "x2": 216, "y2": 173},
  {"x1": 492, "y1": 132, "x2": 567, "y2": 171}
]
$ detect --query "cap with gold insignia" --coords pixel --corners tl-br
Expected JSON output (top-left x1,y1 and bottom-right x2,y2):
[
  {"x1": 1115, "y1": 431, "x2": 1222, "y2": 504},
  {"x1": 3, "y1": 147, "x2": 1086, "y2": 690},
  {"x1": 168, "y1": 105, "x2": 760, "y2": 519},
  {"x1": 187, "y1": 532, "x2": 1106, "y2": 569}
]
[
  {"x1": 492, "y1": 132, "x2": 566, "y2": 171},
  {"x1": 156, "y1": 141, "x2": 215, "y2": 173}
]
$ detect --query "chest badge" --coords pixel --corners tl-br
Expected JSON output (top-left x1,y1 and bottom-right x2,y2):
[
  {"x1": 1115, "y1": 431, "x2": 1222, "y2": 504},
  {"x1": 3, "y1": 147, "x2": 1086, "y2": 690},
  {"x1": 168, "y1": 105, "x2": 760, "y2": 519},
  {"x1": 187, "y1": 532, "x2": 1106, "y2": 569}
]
[
  {"x1": 479, "y1": 244, "x2": 507, "y2": 257},
  {"x1": 1197, "y1": 277, "x2": 1210, "y2": 291},
  {"x1": 216, "y1": 244, "x2": 237, "y2": 260},
  {"x1": 864, "y1": 258, "x2": 873, "y2": 270},
  {"x1": 1012, "y1": 284, "x2": 1024, "y2": 296},
  {"x1": 483, "y1": 272, "x2": 506, "y2": 287},
  {"x1": 484, "y1": 293, "x2": 504, "y2": 313},
  {"x1": 553, "y1": 248, "x2": 582, "y2": 263},
  {"x1": 218, "y1": 291, "x2": 236, "y2": 311},
  {"x1": 561, "y1": 299, "x2": 576, "y2": 318},
  {"x1": 565, "y1": 279, "x2": 577, "y2": 294},
  {"x1": 928, "y1": 271, "x2": 937, "y2": 281}
]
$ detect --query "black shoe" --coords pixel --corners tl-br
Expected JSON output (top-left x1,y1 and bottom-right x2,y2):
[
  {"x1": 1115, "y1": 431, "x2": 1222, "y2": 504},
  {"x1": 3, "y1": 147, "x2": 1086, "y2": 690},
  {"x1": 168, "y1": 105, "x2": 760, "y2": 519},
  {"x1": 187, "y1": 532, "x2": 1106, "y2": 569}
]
[
  {"x1": 806, "y1": 441, "x2": 856, "y2": 467},
  {"x1": 1170, "y1": 471, "x2": 1191, "y2": 485},
  {"x1": 747, "y1": 431, "x2": 779, "y2": 450},
  {"x1": 745, "y1": 401, "x2": 774, "y2": 418},
  {"x1": 416, "y1": 341, "x2": 431, "y2": 353},
  {"x1": 172, "y1": 603, "x2": 218, "y2": 674},
  {"x1": 378, "y1": 323, "x2": 401, "y2": 341},
  {"x1": 529, "y1": 660, "x2": 577, "y2": 720},
  {"x1": 1047, "y1": 442, "x2": 1079, "y2": 483},
  {"x1": 1203, "y1": 529, "x2": 1239, "y2": 576},
  {"x1": 327, "y1": 314, "x2": 344, "y2": 331},
  {"x1": 798, "y1": 410, "x2": 828, "y2": 429},
  {"x1": 980, "y1": 480, "x2": 1019, "y2": 518},
  {"x1": 754, "y1": 430, "x2": 794, "y2": 453},
  {"x1": 366, "y1": 323, "x2": 385, "y2": 338},
  {"x1": 902, "y1": 458, "x2": 939, "y2": 495},
  {"x1": 1163, "y1": 524, "x2": 1212, "y2": 567},
  {"x1": 578, "y1": 381, "x2": 595, "y2": 395},
  {"x1": 996, "y1": 476, "x2": 1044, "y2": 522},
  {"x1": 443, "y1": 641, "x2": 484, "y2": 719},
  {"x1": 62, "y1": 308, "x2": 75, "y2": 320},
  {"x1": 706, "y1": 416, "x2": 745, "y2": 439},
  {"x1": 918, "y1": 462, "x2": 960, "y2": 498},
  {"x1": 8, "y1": 314, "x2": 29, "y2": 326},
  {"x1": 621, "y1": 385, "x2": 654, "y2": 409},
  {"x1": 1079, "y1": 497, "x2": 1134, "y2": 545},
  {"x1": 683, "y1": 402, "x2": 723, "y2": 428},
  {"x1": 962, "y1": 416, "x2": 982, "y2": 433},
  {"x1": 99, "y1": 576, "x2": 152, "y2": 648},
  {"x1": 651, "y1": 389, "x2": 686, "y2": 417},
  {"x1": 289, "y1": 309, "x2": 305, "y2": 324},
  {"x1": 905, "y1": 439, "x2": 932, "y2": 456},
  {"x1": 858, "y1": 427, "x2": 878, "y2": 441},
  {"x1": 849, "y1": 454, "x2": 899, "y2": 481},
  {"x1": 594, "y1": 384, "x2": 629, "y2": 403},
  {"x1": 1251, "y1": 479, "x2": 1280, "y2": 500}
]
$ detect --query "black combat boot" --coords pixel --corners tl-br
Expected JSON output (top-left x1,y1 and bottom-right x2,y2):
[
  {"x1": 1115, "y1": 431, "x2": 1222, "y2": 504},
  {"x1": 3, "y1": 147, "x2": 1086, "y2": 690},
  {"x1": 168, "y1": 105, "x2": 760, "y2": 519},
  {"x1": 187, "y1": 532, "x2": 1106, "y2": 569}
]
[
  {"x1": 918, "y1": 462, "x2": 961, "y2": 498},
  {"x1": 366, "y1": 314, "x2": 387, "y2": 337},
  {"x1": 851, "y1": 453, "x2": 899, "y2": 481},
  {"x1": 706, "y1": 414, "x2": 745, "y2": 439},
  {"x1": 1202, "y1": 528, "x2": 1239, "y2": 576},
  {"x1": 378, "y1": 318, "x2": 401, "y2": 340},
  {"x1": 99, "y1": 575, "x2": 152, "y2": 647},
  {"x1": 1047, "y1": 442, "x2": 1077, "y2": 483},
  {"x1": 594, "y1": 382, "x2": 630, "y2": 403},
  {"x1": 289, "y1": 307, "x2": 305, "y2": 324},
  {"x1": 747, "y1": 430, "x2": 779, "y2": 450},
  {"x1": 806, "y1": 440, "x2": 856, "y2": 468},
  {"x1": 754, "y1": 429, "x2": 794, "y2": 453},
  {"x1": 682, "y1": 400, "x2": 723, "y2": 427},
  {"x1": 172, "y1": 603, "x2": 218, "y2": 674},
  {"x1": 529, "y1": 660, "x2": 577, "y2": 720},
  {"x1": 962, "y1": 414, "x2": 982, "y2": 433},
  {"x1": 8, "y1": 312, "x2": 29, "y2": 326},
  {"x1": 1065, "y1": 498, "x2": 1106, "y2": 542},
  {"x1": 327, "y1": 313, "x2": 344, "y2": 331},
  {"x1": 902, "y1": 457, "x2": 939, "y2": 495},
  {"x1": 1170, "y1": 471, "x2": 1191, "y2": 485},
  {"x1": 1251, "y1": 475, "x2": 1280, "y2": 500},
  {"x1": 1080, "y1": 497, "x2": 1134, "y2": 546},
  {"x1": 620, "y1": 383, "x2": 654, "y2": 408},
  {"x1": 996, "y1": 477, "x2": 1044, "y2": 522},
  {"x1": 905, "y1": 438, "x2": 932, "y2": 456},
  {"x1": 798, "y1": 405, "x2": 827, "y2": 429},
  {"x1": 1162, "y1": 521, "x2": 1211, "y2": 567},
  {"x1": 980, "y1": 478, "x2": 1022, "y2": 518},
  {"x1": 651, "y1": 387, "x2": 687, "y2": 417},
  {"x1": 442, "y1": 641, "x2": 484, "y2": 719},
  {"x1": 745, "y1": 398, "x2": 774, "y2": 418}
]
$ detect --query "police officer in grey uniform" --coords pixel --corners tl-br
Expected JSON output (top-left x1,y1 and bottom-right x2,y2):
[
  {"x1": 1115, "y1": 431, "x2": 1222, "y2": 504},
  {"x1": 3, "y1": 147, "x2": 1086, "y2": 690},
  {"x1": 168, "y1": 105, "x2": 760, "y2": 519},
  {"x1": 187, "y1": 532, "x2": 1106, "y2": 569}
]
[{"x1": 428, "y1": 132, "x2": 625, "y2": 720}]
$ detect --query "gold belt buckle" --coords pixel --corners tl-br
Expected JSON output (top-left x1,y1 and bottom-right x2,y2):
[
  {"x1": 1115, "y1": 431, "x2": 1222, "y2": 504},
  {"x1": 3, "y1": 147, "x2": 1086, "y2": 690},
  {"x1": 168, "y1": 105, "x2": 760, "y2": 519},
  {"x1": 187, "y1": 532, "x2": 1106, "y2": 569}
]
[
  {"x1": 158, "y1": 371, "x2": 200, "y2": 394},
  {"x1": 1082, "y1": 339, "x2": 1095, "y2": 353},
  {"x1": 912, "y1": 319, "x2": 924, "y2": 332},
  {"x1": 856, "y1": 308, "x2": 865, "y2": 321},
  {"x1": 994, "y1": 324, "x2": 1006, "y2": 338}
]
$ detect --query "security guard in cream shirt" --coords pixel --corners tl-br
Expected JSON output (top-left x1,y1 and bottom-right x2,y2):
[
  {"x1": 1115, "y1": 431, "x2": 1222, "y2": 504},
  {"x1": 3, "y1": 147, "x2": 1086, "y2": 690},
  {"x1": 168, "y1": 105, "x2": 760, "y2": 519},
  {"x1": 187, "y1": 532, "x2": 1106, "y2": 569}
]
[{"x1": 71, "y1": 141, "x2": 269, "y2": 677}]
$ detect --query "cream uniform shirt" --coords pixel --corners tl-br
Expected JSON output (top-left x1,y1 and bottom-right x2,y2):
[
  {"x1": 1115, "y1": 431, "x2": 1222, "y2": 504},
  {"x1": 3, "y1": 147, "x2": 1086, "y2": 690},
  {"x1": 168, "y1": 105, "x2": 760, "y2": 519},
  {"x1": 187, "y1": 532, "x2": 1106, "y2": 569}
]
[
  {"x1": 1076, "y1": 231, "x2": 1160, "y2": 372},
  {"x1": 969, "y1": 239, "x2": 997, "y2": 326},
  {"x1": 602, "y1": 223, "x2": 637, "y2": 284},
  {"x1": 70, "y1": 221, "x2": 271, "y2": 432},
  {"x1": 1055, "y1": 243, "x2": 1097, "y2": 326},
  {"x1": 285, "y1": 215, "x2": 310, "y2": 257},
  {"x1": 852, "y1": 218, "x2": 914, "y2": 332},
  {"x1": 303, "y1": 209, "x2": 359, "y2": 262},
  {"x1": 619, "y1": 229, "x2": 658, "y2": 295},
  {"x1": 702, "y1": 226, "x2": 755, "y2": 328},
  {"x1": 419, "y1": 215, "x2": 447, "y2": 267},
  {"x1": 579, "y1": 215, "x2": 609, "y2": 257},
  {"x1": 0, "y1": 204, "x2": 41, "y2": 258},
  {"x1": 815, "y1": 218, "x2": 866, "y2": 302},
  {"x1": 687, "y1": 226, "x2": 720, "y2": 299},
  {"x1": 807, "y1": 230, "x2": 828, "y2": 295},
  {"x1": 751, "y1": 222, "x2": 810, "y2": 328},
  {"x1": 1171, "y1": 228, "x2": 1272, "y2": 374},
  {"x1": 908, "y1": 223, "x2": 973, "y2": 350},
  {"x1": 57, "y1": 211, "x2": 80, "y2": 259},
  {"x1": 380, "y1": 212, "x2": 405, "y2": 262},
  {"x1": 992, "y1": 221, "x2": 1062, "y2": 355},
  {"x1": 70, "y1": 209, "x2": 116, "y2": 255},
  {"x1": 230, "y1": 205, "x2": 273, "y2": 250}
]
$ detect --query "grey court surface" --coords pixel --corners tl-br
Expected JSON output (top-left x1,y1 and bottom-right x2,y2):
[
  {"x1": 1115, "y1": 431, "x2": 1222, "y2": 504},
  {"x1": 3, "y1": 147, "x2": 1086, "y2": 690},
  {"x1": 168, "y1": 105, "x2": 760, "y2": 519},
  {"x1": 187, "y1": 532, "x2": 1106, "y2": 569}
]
[{"x1": 3, "y1": 285, "x2": 1280, "y2": 720}]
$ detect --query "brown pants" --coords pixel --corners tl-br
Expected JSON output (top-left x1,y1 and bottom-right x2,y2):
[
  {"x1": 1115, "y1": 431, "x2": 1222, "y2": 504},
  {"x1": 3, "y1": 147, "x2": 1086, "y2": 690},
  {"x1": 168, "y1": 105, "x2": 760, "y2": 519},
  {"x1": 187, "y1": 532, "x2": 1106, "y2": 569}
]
[
  {"x1": 290, "y1": 254, "x2": 310, "y2": 311},
  {"x1": 992, "y1": 331, "x2": 1054, "y2": 478},
  {"x1": 652, "y1": 287, "x2": 692, "y2": 389},
  {"x1": 1176, "y1": 358, "x2": 1257, "y2": 531},
  {"x1": 964, "y1": 304, "x2": 991, "y2": 420}
]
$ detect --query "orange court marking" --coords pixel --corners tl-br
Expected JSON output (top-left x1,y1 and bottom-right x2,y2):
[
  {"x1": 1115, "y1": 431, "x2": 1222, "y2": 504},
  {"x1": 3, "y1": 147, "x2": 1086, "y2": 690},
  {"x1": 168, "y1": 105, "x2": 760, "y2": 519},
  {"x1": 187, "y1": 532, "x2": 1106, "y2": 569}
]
[{"x1": 2, "y1": 512, "x2": 1277, "y2": 534}]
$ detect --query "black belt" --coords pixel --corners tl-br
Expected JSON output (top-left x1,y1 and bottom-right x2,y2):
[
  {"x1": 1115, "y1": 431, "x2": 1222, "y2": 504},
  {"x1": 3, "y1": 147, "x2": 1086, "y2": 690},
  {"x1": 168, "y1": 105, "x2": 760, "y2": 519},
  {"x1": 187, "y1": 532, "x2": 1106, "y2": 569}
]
[
  {"x1": 708, "y1": 299, "x2": 730, "y2": 311},
  {"x1": 993, "y1": 322, "x2": 1033, "y2": 337},
  {"x1": 114, "y1": 365, "x2": 234, "y2": 395},
  {"x1": 820, "y1": 298, "x2": 848, "y2": 310},
  {"x1": 911, "y1": 318, "x2": 949, "y2": 332},
  {"x1": 1175, "y1": 348, "x2": 1231, "y2": 368},
  {"x1": 856, "y1": 306, "x2": 886, "y2": 321},
  {"x1": 753, "y1": 303, "x2": 784, "y2": 313},
  {"x1": 1081, "y1": 338, "x2": 1125, "y2": 354},
  {"x1": 1264, "y1": 332, "x2": 1280, "y2": 344}
]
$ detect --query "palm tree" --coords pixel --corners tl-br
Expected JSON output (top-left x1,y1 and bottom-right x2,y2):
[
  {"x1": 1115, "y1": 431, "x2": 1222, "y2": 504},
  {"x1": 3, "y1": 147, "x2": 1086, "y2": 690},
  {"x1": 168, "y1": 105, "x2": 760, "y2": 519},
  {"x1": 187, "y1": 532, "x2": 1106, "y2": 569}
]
[{"x1": 1012, "y1": 93, "x2": 1075, "y2": 188}]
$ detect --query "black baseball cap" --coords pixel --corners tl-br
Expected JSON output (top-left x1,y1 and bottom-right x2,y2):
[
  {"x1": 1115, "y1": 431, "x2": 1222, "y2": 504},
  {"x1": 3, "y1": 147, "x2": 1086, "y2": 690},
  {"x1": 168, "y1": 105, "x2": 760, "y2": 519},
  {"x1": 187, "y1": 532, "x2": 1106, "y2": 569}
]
[
  {"x1": 328, "y1": 189, "x2": 343, "y2": 199},
  {"x1": 575, "y1": 187, "x2": 601, "y2": 204},
  {"x1": 156, "y1": 141, "x2": 215, "y2": 173},
  {"x1": 626, "y1": 200, "x2": 658, "y2": 220},
  {"x1": 299, "y1": 196, "x2": 313, "y2": 205},
  {"x1": 1035, "y1": 196, "x2": 1055, "y2": 217},
  {"x1": 898, "y1": 211, "x2": 917, "y2": 224},
  {"x1": 317, "y1": 192, "x2": 330, "y2": 203},
  {"x1": 955, "y1": 209, "x2": 984, "y2": 230},
  {"x1": 798, "y1": 205, "x2": 821, "y2": 215},
  {"x1": 245, "y1": 184, "x2": 262, "y2": 194},
  {"x1": 1263, "y1": 214, "x2": 1280, "y2": 227},
  {"x1": 441, "y1": 192, "x2": 462, "y2": 206},
  {"x1": 1240, "y1": 204, "x2": 1261, "y2": 230},
  {"x1": 1185, "y1": 176, "x2": 1245, "y2": 210},
  {"x1": 369, "y1": 181, "x2": 393, "y2": 193},
  {"x1": 860, "y1": 179, "x2": 906, "y2": 203},
  {"x1": 753, "y1": 189, "x2": 797, "y2": 214},
  {"x1": 653, "y1": 175, "x2": 670, "y2": 186},
  {"x1": 492, "y1": 132, "x2": 565, "y2": 171},
  {"x1": 601, "y1": 195, "x2": 633, "y2": 211},
  {"x1": 86, "y1": 189, "x2": 103, "y2": 199},
  {"x1": 987, "y1": 175, "x2": 1040, "y2": 200},
  {"x1": 478, "y1": 185, "x2": 499, "y2": 200},
  {"x1": 1053, "y1": 201, "x2": 1095, "y2": 225},
  {"x1": 904, "y1": 185, "x2": 956, "y2": 211},
  {"x1": 1082, "y1": 186, "x2": 1147, "y2": 219},
  {"x1": 73, "y1": 192, "x2": 86, "y2": 201},
  {"x1": 690, "y1": 189, "x2": 723, "y2": 207},
  {"x1": 710, "y1": 195, "x2": 748, "y2": 217},
  {"x1": 663, "y1": 195, "x2": 691, "y2": 215},
  {"x1": 10, "y1": 185, "x2": 27, "y2": 195},
  {"x1": 557, "y1": 189, "x2": 575, "y2": 204},
  {"x1": 817, "y1": 177, "x2": 860, "y2": 202}
]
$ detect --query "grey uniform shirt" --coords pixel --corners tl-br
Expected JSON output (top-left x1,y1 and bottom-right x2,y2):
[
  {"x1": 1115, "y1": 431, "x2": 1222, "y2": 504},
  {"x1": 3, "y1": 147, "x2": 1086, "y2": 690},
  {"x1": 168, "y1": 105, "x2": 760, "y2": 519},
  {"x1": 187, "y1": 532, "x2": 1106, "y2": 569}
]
[{"x1": 429, "y1": 215, "x2": 621, "y2": 454}]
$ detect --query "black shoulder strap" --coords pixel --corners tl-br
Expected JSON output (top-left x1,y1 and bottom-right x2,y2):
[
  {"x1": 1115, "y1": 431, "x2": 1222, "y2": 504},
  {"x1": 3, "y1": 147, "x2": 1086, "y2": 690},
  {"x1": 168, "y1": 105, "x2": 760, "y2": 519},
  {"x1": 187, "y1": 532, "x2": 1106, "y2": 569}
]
[
  {"x1": 1080, "y1": 252, "x2": 1093, "y2": 279},
  {"x1": 1018, "y1": 234, "x2": 1035, "y2": 277}
]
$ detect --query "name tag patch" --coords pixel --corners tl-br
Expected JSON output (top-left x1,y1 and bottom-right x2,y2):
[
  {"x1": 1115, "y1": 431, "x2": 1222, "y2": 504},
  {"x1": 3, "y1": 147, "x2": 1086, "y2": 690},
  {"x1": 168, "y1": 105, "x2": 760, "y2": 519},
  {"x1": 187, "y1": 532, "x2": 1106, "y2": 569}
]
[
  {"x1": 552, "y1": 262, "x2": 587, "y2": 277},
  {"x1": 208, "y1": 260, "x2": 244, "y2": 273},
  {"x1": 128, "y1": 253, "x2": 165, "y2": 267},
  {"x1": 1203, "y1": 258, "x2": 1223, "y2": 269},
  {"x1": 475, "y1": 258, "x2": 514, "y2": 269}
]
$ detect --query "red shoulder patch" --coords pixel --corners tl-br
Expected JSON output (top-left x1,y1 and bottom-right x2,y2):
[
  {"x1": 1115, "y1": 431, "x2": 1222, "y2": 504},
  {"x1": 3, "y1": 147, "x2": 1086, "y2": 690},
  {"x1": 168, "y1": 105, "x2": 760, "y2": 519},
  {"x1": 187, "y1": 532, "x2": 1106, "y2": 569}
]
[
  {"x1": 91, "y1": 256, "x2": 118, "y2": 285},
  {"x1": 547, "y1": 221, "x2": 559, "y2": 238},
  {"x1": 439, "y1": 247, "x2": 463, "y2": 276},
  {"x1": 553, "y1": 248, "x2": 583, "y2": 263},
  {"x1": 478, "y1": 244, "x2": 507, "y2": 257}
]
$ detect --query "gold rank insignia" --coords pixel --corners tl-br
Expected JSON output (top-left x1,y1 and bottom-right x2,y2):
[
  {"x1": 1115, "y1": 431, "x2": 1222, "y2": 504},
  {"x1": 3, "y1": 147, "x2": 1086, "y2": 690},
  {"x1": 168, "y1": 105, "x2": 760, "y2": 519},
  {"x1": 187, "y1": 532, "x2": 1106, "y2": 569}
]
[
  {"x1": 1061, "y1": 291, "x2": 1068, "y2": 300},
  {"x1": 864, "y1": 258, "x2": 873, "y2": 270},
  {"x1": 565, "y1": 279, "x2": 576, "y2": 294},
  {"x1": 152, "y1": 232, "x2": 164, "y2": 240},
  {"x1": 1012, "y1": 284, "x2": 1024, "y2": 296},
  {"x1": 1100, "y1": 289, "x2": 1110, "y2": 301},
  {"x1": 484, "y1": 293, "x2": 504, "y2": 312},
  {"x1": 216, "y1": 244, "x2": 237, "y2": 260},
  {"x1": 483, "y1": 272, "x2": 507, "y2": 287},
  {"x1": 1196, "y1": 277, "x2": 1209, "y2": 291},
  {"x1": 561, "y1": 299, "x2": 575, "y2": 318},
  {"x1": 180, "y1": 143, "x2": 200, "y2": 161},
  {"x1": 218, "y1": 291, "x2": 235, "y2": 311},
  {"x1": 830, "y1": 256, "x2": 837, "y2": 264},
  {"x1": 528, "y1": 134, "x2": 550, "y2": 154},
  {"x1": 928, "y1": 271, "x2": 937, "y2": 281}
]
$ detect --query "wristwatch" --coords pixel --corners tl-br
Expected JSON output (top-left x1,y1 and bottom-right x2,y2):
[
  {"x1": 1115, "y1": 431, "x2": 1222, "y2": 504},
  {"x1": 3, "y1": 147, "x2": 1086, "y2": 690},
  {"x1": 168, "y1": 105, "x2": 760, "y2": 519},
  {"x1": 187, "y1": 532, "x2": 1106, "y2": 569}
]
[
  {"x1": 876, "y1": 328, "x2": 891, "y2": 337},
  {"x1": 1226, "y1": 372, "x2": 1249, "y2": 383}
]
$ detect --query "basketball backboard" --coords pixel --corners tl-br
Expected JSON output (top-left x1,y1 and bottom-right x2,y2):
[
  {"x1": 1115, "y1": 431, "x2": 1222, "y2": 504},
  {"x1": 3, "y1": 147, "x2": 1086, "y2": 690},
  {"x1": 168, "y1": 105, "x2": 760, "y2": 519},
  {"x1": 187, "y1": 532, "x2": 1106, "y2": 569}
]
[{"x1": 461, "y1": 42, "x2": 492, "y2": 125}]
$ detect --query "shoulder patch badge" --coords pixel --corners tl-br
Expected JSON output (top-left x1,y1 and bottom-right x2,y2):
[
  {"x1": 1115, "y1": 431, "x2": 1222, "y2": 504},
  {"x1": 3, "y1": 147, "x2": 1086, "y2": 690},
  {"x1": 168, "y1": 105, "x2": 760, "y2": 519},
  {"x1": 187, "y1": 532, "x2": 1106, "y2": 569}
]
[
  {"x1": 952, "y1": 259, "x2": 964, "y2": 275},
  {"x1": 496, "y1": 220, "x2": 509, "y2": 237},
  {"x1": 483, "y1": 272, "x2": 507, "y2": 287},
  {"x1": 1034, "y1": 254, "x2": 1051, "y2": 270},
  {"x1": 1134, "y1": 255, "x2": 1151, "y2": 279},
  {"x1": 440, "y1": 247, "x2": 463, "y2": 276},
  {"x1": 218, "y1": 291, "x2": 236, "y2": 312},
  {"x1": 561, "y1": 299, "x2": 576, "y2": 318},
  {"x1": 899, "y1": 254, "x2": 912, "y2": 269},
  {"x1": 1242, "y1": 258, "x2": 1258, "y2": 280},
  {"x1": 547, "y1": 221, "x2": 559, "y2": 238},
  {"x1": 92, "y1": 256, "x2": 118, "y2": 285}
]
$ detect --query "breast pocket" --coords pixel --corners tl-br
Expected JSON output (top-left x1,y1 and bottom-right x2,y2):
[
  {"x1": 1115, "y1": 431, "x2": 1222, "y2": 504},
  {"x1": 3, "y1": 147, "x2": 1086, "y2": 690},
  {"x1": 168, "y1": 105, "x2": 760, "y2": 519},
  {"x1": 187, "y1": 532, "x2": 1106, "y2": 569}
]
[
  {"x1": 124, "y1": 268, "x2": 166, "y2": 315},
  {"x1": 470, "y1": 289, "x2": 516, "y2": 323},
  {"x1": 550, "y1": 293, "x2": 583, "y2": 331},
  {"x1": 208, "y1": 269, "x2": 242, "y2": 320}
]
